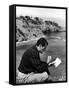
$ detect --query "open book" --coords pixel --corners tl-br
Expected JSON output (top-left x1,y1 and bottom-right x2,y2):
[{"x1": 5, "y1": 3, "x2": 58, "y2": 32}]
[{"x1": 49, "y1": 57, "x2": 62, "y2": 68}]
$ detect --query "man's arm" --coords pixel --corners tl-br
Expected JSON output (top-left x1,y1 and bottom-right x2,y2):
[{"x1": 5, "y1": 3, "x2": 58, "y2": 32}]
[{"x1": 30, "y1": 54, "x2": 50, "y2": 74}]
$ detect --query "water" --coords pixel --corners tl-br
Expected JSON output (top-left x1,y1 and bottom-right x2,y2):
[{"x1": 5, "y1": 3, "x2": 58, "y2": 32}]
[
  {"x1": 46, "y1": 32, "x2": 66, "y2": 39},
  {"x1": 44, "y1": 32, "x2": 66, "y2": 81},
  {"x1": 16, "y1": 32, "x2": 66, "y2": 81},
  {"x1": 40, "y1": 32, "x2": 66, "y2": 61}
]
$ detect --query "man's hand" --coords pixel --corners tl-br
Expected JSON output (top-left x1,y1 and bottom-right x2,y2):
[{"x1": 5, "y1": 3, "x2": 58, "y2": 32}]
[
  {"x1": 47, "y1": 56, "x2": 57, "y2": 66},
  {"x1": 48, "y1": 61, "x2": 55, "y2": 66},
  {"x1": 47, "y1": 56, "x2": 52, "y2": 64}
]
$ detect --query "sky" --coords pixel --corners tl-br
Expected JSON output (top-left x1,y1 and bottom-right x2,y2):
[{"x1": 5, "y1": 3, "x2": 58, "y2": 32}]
[{"x1": 16, "y1": 6, "x2": 66, "y2": 28}]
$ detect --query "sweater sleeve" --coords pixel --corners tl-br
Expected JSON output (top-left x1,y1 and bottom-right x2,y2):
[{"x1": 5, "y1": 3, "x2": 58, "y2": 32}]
[{"x1": 30, "y1": 51, "x2": 50, "y2": 74}]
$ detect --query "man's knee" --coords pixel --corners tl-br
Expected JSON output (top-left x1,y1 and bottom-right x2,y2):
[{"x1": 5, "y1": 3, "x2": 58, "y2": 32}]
[{"x1": 42, "y1": 72, "x2": 48, "y2": 80}]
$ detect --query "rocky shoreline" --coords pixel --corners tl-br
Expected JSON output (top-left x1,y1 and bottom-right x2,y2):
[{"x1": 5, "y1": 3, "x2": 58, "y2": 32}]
[{"x1": 16, "y1": 16, "x2": 64, "y2": 43}]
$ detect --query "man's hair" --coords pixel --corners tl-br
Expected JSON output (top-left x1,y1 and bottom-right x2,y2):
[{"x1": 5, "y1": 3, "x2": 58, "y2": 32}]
[{"x1": 36, "y1": 38, "x2": 48, "y2": 47}]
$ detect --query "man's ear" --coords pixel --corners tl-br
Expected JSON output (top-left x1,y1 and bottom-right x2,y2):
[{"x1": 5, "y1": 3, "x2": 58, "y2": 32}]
[
  {"x1": 39, "y1": 44, "x2": 42, "y2": 47},
  {"x1": 38, "y1": 45, "x2": 42, "y2": 49}
]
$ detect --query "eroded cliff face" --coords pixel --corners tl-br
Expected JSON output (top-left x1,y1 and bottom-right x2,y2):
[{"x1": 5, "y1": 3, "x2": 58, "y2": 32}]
[{"x1": 16, "y1": 16, "x2": 62, "y2": 42}]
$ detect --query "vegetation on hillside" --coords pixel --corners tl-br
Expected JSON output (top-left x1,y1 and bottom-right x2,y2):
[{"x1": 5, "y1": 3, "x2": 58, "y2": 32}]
[{"x1": 16, "y1": 16, "x2": 63, "y2": 42}]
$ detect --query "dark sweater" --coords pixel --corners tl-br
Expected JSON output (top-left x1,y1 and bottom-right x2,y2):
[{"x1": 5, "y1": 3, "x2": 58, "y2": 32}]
[{"x1": 18, "y1": 45, "x2": 50, "y2": 74}]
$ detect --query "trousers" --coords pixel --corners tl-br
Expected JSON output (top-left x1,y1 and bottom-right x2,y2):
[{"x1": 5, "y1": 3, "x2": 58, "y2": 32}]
[{"x1": 16, "y1": 70, "x2": 48, "y2": 83}]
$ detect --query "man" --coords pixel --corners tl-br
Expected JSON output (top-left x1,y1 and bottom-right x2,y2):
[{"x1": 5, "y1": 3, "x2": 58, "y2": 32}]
[{"x1": 17, "y1": 38, "x2": 54, "y2": 83}]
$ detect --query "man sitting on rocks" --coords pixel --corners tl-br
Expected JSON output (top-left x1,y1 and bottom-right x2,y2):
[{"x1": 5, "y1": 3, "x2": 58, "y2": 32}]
[{"x1": 17, "y1": 38, "x2": 54, "y2": 83}]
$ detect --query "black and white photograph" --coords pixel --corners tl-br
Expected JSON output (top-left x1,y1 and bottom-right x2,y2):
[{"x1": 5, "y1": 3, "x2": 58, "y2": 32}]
[{"x1": 15, "y1": 5, "x2": 67, "y2": 84}]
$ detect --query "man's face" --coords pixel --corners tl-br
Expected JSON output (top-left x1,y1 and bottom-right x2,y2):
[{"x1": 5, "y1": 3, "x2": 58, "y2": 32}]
[{"x1": 37, "y1": 44, "x2": 47, "y2": 53}]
